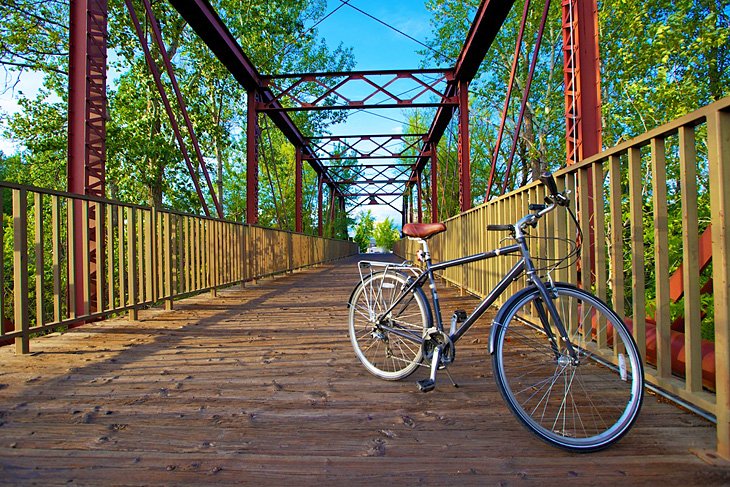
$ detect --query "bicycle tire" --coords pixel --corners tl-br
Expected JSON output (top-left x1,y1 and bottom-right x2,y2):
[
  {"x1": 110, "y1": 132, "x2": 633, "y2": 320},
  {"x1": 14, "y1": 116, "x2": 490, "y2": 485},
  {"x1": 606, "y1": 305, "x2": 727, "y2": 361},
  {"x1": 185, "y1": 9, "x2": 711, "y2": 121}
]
[
  {"x1": 492, "y1": 284, "x2": 644, "y2": 452},
  {"x1": 348, "y1": 271, "x2": 431, "y2": 380}
]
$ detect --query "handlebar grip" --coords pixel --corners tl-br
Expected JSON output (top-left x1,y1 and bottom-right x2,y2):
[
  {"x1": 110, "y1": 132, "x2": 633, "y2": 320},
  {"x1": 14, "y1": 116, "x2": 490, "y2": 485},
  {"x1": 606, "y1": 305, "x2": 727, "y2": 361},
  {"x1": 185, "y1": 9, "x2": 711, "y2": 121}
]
[
  {"x1": 487, "y1": 224, "x2": 513, "y2": 232},
  {"x1": 540, "y1": 171, "x2": 559, "y2": 196}
]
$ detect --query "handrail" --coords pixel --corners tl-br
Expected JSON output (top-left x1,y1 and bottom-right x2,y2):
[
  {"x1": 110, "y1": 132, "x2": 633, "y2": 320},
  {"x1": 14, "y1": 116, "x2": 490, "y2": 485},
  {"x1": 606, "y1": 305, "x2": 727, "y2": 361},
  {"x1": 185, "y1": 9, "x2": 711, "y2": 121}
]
[
  {"x1": 395, "y1": 95, "x2": 730, "y2": 458},
  {"x1": 0, "y1": 183, "x2": 357, "y2": 352}
]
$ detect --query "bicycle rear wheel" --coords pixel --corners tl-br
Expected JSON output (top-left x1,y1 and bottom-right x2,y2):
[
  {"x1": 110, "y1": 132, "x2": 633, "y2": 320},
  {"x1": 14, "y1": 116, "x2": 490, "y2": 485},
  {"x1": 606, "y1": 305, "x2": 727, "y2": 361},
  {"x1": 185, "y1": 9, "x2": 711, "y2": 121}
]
[
  {"x1": 492, "y1": 284, "x2": 643, "y2": 452},
  {"x1": 348, "y1": 271, "x2": 431, "y2": 380}
]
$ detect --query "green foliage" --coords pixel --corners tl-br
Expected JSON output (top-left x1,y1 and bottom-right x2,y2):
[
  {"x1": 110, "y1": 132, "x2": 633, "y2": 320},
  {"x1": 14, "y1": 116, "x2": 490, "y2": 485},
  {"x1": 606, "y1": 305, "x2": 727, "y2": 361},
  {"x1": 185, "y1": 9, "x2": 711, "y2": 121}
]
[
  {"x1": 373, "y1": 218, "x2": 399, "y2": 251},
  {"x1": 422, "y1": 0, "x2": 565, "y2": 206},
  {"x1": 353, "y1": 210, "x2": 375, "y2": 252},
  {"x1": 1, "y1": 0, "x2": 354, "y2": 230},
  {"x1": 600, "y1": 0, "x2": 730, "y2": 144}
]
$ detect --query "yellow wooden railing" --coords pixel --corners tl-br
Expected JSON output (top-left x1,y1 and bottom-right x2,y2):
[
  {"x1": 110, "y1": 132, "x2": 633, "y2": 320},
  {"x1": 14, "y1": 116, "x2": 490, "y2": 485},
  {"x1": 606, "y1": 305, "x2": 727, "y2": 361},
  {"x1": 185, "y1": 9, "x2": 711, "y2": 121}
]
[
  {"x1": 0, "y1": 182, "x2": 357, "y2": 353},
  {"x1": 395, "y1": 96, "x2": 730, "y2": 458}
]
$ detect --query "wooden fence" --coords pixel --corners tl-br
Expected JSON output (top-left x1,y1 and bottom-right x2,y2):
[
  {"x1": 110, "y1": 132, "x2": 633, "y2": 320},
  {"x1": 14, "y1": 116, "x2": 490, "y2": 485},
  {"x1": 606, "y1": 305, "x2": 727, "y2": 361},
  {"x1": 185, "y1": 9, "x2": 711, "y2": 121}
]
[
  {"x1": 395, "y1": 96, "x2": 730, "y2": 458},
  {"x1": 0, "y1": 182, "x2": 357, "y2": 353}
]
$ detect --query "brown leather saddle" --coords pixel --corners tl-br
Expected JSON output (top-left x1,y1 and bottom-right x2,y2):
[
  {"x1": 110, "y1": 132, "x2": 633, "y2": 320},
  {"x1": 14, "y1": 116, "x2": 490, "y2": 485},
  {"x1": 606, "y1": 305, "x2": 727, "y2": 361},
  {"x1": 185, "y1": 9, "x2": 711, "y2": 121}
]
[{"x1": 401, "y1": 222, "x2": 447, "y2": 239}]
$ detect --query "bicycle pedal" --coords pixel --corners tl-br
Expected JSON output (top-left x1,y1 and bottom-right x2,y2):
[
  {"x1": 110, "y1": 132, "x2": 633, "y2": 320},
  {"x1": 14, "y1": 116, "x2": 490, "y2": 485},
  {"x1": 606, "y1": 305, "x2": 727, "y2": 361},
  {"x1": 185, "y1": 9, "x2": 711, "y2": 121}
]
[{"x1": 416, "y1": 378, "x2": 436, "y2": 392}]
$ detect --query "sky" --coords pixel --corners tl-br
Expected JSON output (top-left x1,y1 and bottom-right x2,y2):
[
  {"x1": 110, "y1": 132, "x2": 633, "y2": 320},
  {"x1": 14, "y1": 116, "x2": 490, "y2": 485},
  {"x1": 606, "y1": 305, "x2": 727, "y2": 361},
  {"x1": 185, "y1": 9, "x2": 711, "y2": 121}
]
[
  {"x1": 0, "y1": 0, "x2": 444, "y2": 226},
  {"x1": 313, "y1": 0, "x2": 442, "y2": 225}
]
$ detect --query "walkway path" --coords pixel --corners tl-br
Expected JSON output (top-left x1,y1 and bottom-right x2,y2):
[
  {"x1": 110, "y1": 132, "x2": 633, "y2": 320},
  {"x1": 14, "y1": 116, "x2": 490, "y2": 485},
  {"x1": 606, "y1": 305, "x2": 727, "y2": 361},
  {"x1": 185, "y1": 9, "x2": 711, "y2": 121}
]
[{"x1": 0, "y1": 256, "x2": 727, "y2": 485}]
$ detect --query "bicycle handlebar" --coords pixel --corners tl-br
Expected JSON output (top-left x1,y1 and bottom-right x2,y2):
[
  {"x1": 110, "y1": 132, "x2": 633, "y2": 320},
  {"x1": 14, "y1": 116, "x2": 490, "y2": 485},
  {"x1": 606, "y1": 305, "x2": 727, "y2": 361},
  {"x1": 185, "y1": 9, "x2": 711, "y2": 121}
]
[{"x1": 487, "y1": 172, "x2": 569, "y2": 237}]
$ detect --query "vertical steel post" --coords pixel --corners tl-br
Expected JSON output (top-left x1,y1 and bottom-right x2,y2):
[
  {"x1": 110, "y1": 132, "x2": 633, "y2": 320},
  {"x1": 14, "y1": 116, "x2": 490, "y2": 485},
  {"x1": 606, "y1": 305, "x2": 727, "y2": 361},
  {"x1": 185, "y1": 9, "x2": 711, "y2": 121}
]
[
  {"x1": 68, "y1": 0, "x2": 107, "y2": 318},
  {"x1": 317, "y1": 173, "x2": 323, "y2": 237},
  {"x1": 416, "y1": 170, "x2": 423, "y2": 223},
  {"x1": 562, "y1": 0, "x2": 602, "y2": 164},
  {"x1": 295, "y1": 146, "x2": 303, "y2": 233},
  {"x1": 457, "y1": 80, "x2": 471, "y2": 211},
  {"x1": 401, "y1": 194, "x2": 407, "y2": 228},
  {"x1": 431, "y1": 143, "x2": 439, "y2": 223},
  {"x1": 246, "y1": 90, "x2": 260, "y2": 225}
]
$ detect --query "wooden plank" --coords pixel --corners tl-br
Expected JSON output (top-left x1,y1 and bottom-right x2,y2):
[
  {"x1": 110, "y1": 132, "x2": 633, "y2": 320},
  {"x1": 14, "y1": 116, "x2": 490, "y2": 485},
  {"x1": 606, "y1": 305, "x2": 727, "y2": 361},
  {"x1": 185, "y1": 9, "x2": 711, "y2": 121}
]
[
  {"x1": 628, "y1": 147, "x2": 646, "y2": 361},
  {"x1": 146, "y1": 209, "x2": 154, "y2": 303},
  {"x1": 34, "y1": 192, "x2": 43, "y2": 328},
  {"x1": 651, "y1": 137, "x2": 671, "y2": 378},
  {"x1": 608, "y1": 154, "x2": 625, "y2": 359},
  {"x1": 67, "y1": 198, "x2": 76, "y2": 320},
  {"x1": 707, "y1": 109, "x2": 730, "y2": 460},
  {"x1": 81, "y1": 200, "x2": 91, "y2": 317},
  {"x1": 117, "y1": 205, "x2": 126, "y2": 311},
  {"x1": 592, "y1": 162, "x2": 608, "y2": 349},
  {"x1": 107, "y1": 203, "x2": 115, "y2": 312},
  {"x1": 679, "y1": 126, "x2": 702, "y2": 393},
  {"x1": 0, "y1": 188, "x2": 4, "y2": 334},
  {"x1": 95, "y1": 202, "x2": 104, "y2": 314},
  {"x1": 184, "y1": 216, "x2": 191, "y2": 293},
  {"x1": 51, "y1": 195, "x2": 61, "y2": 322},
  {"x1": 0, "y1": 256, "x2": 722, "y2": 485},
  {"x1": 12, "y1": 188, "x2": 30, "y2": 354},
  {"x1": 164, "y1": 212, "x2": 173, "y2": 310},
  {"x1": 127, "y1": 207, "x2": 138, "y2": 321}
]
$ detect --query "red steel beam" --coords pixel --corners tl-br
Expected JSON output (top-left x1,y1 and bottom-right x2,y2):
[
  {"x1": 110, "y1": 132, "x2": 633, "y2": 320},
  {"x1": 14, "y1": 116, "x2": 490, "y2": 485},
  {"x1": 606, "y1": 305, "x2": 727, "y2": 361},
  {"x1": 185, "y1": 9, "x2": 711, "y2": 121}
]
[
  {"x1": 262, "y1": 70, "x2": 454, "y2": 111},
  {"x1": 458, "y1": 81, "x2": 471, "y2": 211},
  {"x1": 485, "y1": 0, "x2": 532, "y2": 200},
  {"x1": 141, "y1": 0, "x2": 222, "y2": 217},
  {"x1": 125, "y1": 0, "x2": 210, "y2": 215},
  {"x1": 416, "y1": 170, "x2": 423, "y2": 223},
  {"x1": 431, "y1": 144, "x2": 438, "y2": 223},
  {"x1": 411, "y1": 0, "x2": 516, "y2": 184},
  {"x1": 168, "y1": 0, "x2": 341, "y2": 198},
  {"x1": 68, "y1": 0, "x2": 107, "y2": 319},
  {"x1": 295, "y1": 146, "x2": 303, "y2": 233},
  {"x1": 246, "y1": 90, "x2": 260, "y2": 225},
  {"x1": 562, "y1": 0, "x2": 602, "y2": 164}
]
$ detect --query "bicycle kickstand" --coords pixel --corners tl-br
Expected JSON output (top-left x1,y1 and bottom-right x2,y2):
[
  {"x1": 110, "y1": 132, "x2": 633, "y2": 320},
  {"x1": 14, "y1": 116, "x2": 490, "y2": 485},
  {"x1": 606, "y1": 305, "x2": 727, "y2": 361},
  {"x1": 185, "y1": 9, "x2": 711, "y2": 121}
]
[{"x1": 416, "y1": 346, "x2": 442, "y2": 392}]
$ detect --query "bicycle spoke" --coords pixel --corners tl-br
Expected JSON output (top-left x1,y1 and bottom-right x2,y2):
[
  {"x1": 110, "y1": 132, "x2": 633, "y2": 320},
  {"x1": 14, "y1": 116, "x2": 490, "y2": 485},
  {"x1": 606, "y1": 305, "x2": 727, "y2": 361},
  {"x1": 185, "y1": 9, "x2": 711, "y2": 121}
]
[{"x1": 494, "y1": 286, "x2": 643, "y2": 451}]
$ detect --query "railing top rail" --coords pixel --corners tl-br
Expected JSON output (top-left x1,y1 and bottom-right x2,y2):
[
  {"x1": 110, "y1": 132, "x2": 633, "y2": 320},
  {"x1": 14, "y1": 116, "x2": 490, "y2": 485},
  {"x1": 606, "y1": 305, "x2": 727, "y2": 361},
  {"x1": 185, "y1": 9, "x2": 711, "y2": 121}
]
[
  {"x1": 0, "y1": 180, "x2": 353, "y2": 244},
  {"x1": 559, "y1": 95, "x2": 730, "y2": 174},
  {"x1": 437, "y1": 95, "x2": 730, "y2": 226}
]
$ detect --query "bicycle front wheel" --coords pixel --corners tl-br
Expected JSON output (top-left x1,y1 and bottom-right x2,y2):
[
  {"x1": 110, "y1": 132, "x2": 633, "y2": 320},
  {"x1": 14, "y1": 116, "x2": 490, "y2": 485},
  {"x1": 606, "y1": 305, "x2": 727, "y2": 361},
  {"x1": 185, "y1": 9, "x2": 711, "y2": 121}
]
[
  {"x1": 348, "y1": 271, "x2": 431, "y2": 380},
  {"x1": 492, "y1": 284, "x2": 644, "y2": 452}
]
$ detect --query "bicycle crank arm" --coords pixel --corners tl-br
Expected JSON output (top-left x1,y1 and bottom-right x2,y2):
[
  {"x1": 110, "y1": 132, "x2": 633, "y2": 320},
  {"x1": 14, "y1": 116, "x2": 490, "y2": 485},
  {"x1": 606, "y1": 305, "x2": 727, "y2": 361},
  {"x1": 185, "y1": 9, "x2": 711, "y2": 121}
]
[{"x1": 416, "y1": 345, "x2": 442, "y2": 392}]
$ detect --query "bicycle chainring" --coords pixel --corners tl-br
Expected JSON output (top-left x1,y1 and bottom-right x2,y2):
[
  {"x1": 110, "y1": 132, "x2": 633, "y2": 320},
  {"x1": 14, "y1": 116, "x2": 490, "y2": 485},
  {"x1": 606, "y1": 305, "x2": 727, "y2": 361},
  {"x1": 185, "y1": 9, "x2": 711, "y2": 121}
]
[{"x1": 422, "y1": 330, "x2": 456, "y2": 367}]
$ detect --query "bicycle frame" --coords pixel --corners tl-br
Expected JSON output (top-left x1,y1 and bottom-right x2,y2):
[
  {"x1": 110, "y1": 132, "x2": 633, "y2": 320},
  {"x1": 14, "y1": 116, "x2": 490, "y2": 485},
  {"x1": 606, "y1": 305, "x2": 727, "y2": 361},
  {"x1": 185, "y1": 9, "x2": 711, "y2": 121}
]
[
  {"x1": 375, "y1": 242, "x2": 522, "y2": 343},
  {"x1": 375, "y1": 236, "x2": 577, "y2": 359}
]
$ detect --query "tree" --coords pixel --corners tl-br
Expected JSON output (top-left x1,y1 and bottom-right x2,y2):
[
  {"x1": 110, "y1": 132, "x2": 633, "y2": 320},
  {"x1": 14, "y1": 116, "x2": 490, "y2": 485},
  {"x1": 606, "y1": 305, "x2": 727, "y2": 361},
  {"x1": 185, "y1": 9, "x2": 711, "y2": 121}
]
[
  {"x1": 1, "y1": 0, "x2": 355, "y2": 227},
  {"x1": 422, "y1": 0, "x2": 565, "y2": 203},
  {"x1": 374, "y1": 218, "x2": 400, "y2": 251},
  {"x1": 353, "y1": 210, "x2": 375, "y2": 252}
]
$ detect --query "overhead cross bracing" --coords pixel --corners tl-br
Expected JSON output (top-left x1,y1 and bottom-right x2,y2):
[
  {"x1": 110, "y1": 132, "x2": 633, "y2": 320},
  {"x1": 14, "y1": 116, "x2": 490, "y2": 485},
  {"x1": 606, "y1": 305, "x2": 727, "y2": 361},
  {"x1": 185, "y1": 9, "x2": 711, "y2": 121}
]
[{"x1": 168, "y1": 0, "x2": 517, "y2": 227}]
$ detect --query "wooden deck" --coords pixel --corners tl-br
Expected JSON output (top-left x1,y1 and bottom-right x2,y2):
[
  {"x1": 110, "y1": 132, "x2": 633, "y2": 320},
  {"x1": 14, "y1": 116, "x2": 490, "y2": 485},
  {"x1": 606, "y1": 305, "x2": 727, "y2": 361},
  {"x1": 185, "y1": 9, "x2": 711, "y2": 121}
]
[{"x1": 0, "y1": 256, "x2": 727, "y2": 485}]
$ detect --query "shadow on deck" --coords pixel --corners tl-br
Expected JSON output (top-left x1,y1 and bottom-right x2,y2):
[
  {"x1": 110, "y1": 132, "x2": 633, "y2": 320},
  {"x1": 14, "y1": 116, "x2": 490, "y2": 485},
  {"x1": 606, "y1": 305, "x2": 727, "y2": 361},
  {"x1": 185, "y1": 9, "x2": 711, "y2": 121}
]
[{"x1": 0, "y1": 256, "x2": 728, "y2": 485}]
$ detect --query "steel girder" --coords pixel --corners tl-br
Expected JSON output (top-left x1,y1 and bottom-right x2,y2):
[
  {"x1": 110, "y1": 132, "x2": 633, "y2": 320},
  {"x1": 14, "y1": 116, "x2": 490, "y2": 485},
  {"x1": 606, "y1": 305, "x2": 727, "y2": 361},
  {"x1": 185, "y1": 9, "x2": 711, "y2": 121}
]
[
  {"x1": 410, "y1": 0, "x2": 517, "y2": 206},
  {"x1": 169, "y1": 0, "x2": 342, "y2": 228},
  {"x1": 168, "y1": 0, "x2": 517, "y2": 223},
  {"x1": 68, "y1": 0, "x2": 107, "y2": 319}
]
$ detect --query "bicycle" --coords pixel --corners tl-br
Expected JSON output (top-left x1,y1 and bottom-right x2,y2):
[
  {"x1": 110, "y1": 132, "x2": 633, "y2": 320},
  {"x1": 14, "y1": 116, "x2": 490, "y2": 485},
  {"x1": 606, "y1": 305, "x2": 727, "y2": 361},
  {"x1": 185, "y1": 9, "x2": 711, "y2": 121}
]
[{"x1": 347, "y1": 172, "x2": 644, "y2": 452}]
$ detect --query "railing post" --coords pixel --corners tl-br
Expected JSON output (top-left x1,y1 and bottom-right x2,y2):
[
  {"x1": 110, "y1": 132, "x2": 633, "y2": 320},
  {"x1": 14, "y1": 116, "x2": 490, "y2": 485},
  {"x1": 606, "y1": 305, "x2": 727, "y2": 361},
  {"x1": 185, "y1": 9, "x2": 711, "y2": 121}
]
[
  {"x1": 628, "y1": 147, "x2": 646, "y2": 361},
  {"x1": 164, "y1": 212, "x2": 173, "y2": 310},
  {"x1": 127, "y1": 207, "x2": 138, "y2": 321},
  {"x1": 12, "y1": 189, "x2": 29, "y2": 354},
  {"x1": 707, "y1": 107, "x2": 730, "y2": 460},
  {"x1": 210, "y1": 220, "x2": 217, "y2": 298}
]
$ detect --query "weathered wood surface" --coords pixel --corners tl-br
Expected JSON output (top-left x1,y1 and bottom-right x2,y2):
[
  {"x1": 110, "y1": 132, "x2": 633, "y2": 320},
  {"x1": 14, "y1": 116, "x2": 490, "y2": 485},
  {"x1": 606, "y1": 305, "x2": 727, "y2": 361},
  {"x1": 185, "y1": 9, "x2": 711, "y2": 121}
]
[{"x1": 0, "y1": 256, "x2": 727, "y2": 485}]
